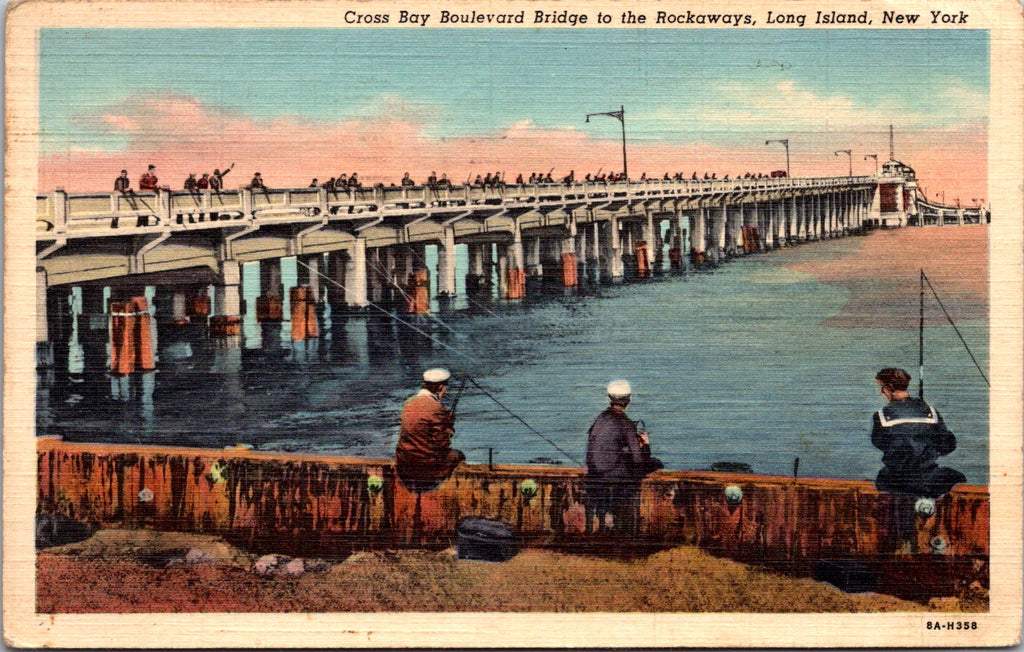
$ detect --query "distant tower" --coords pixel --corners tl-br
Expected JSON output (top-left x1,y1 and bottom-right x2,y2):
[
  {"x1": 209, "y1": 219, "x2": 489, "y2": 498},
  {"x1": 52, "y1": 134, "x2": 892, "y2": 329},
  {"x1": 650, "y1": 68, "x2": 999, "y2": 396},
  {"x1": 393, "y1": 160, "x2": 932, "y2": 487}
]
[{"x1": 889, "y1": 124, "x2": 894, "y2": 161}]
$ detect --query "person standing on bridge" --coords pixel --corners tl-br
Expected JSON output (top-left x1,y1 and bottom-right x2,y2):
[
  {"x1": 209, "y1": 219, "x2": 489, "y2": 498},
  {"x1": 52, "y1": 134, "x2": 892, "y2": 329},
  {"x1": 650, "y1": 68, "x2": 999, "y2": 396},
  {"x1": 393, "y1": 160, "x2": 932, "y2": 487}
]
[
  {"x1": 584, "y1": 380, "x2": 662, "y2": 537},
  {"x1": 401, "y1": 172, "x2": 415, "y2": 187},
  {"x1": 210, "y1": 163, "x2": 234, "y2": 191},
  {"x1": 395, "y1": 368, "x2": 466, "y2": 493},
  {"x1": 871, "y1": 368, "x2": 966, "y2": 499}
]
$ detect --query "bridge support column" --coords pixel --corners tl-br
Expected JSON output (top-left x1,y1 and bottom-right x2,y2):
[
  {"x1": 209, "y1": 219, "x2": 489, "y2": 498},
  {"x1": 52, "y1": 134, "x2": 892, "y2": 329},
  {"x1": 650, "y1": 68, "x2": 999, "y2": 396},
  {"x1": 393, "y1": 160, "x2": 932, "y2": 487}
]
[
  {"x1": 828, "y1": 193, "x2": 837, "y2": 237},
  {"x1": 211, "y1": 260, "x2": 243, "y2": 341},
  {"x1": 297, "y1": 254, "x2": 323, "y2": 303},
  {"x1": 404, "y1": 244, "x2": 430, "y2": 314},
  {"x1": 78, "y1": 287, "x2": 109, "y2": 385},
  {"x1": 436, "y1": 226, "x2": 458, "y2": 300},
  {"x1": 786, "y1": 195, "x2": 794, "y2": 243},
  {"x1": 690, "y1": 208, "x2": 706, "y2": 267},
  {"x1": 345, "y1": 238, "x2": 368, "y2": 309},
  {"x1": 466, "y1": 243, "x2": 493, "y2": 301},
  {"x1": 560, "y1": 225, "x2": 579, "y2": 288},
  {"x1": 795, "y1": 196, "x2": 806, "y2": 241},
  {"x1": 811, "y1": 194, "x2": 821, "y2": 239},
  {"x1": 642, "y1": 210, "x2": 656, "y2": 275},
  {"x1": 727, "y1": 204, "x2": 743, "y2": 256},
  {"x1": 587, "y1": 221, "x2": 601, "y2": 285},
  {"x1": 601, "y1": 217, "x2": 624, "y2": 283},
  {"x1": 711, "y1": 204, "x2": 727, "y2": 263},
  {"x1": 763, "y1": 201, "x2": 775, "y2": 249},
  {"x1": 742, "y1": 203, "x2": 758, "y2": 252},
  {"x1": 774, "y1": 199, "x2": 786, "y2": 247},
  {"x1": 503, "y1": 218, "x2": 526, "y2": 299},
  {"x1": 41, "y1": 280, "x2": 73, "y2": 375},
  {"x1": 256, "y1": 259, "x2": 284, "y2": 324}
]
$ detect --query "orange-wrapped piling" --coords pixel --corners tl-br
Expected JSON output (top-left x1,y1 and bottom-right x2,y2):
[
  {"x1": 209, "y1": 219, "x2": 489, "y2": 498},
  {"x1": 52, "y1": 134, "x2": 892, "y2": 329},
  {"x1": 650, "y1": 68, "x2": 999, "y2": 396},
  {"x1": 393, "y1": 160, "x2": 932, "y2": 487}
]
[
  {"x1": 209, "y1": 315, "x2": 242, "y2": 337},
  {"x1": 255, "y1": 296, "x2": 284, "y2": 323},
  {"x1": 635, "y1": 241, "x2": 650, "y2": 278},
  {"x1": 189, "y1": 294, "x2": 211, "y2": 317},
  {"x1": 405, "y1": 269, "x2": 430, "y2": 314},
  {"x1": 668, "y1": 247, "x2": 682, "y2": 270},
  {"x1": 109, "y1": 296, "x2": 155, "y2": 375},
  {"x1": 560, "y1": 253, "x2": 578, "y2": 287},
  {"x1": 290, "y1": 286, "x2": 319, "y2": 340},
  {"x1": 506, "y1": 268, "x2": 526, "y2": 300}
]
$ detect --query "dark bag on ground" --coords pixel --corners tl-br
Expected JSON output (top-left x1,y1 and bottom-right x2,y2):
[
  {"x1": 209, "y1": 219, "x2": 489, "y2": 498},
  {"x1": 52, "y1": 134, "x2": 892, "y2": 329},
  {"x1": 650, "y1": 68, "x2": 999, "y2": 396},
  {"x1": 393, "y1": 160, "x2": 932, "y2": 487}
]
[
  {"x1": 456, "y1": 517, "x2": 518, "y2": 562},
  {"x1": 35, "y1": 513, "x2": 94, "y2": 549},
  {"x1": 813, "y1": 560, "x2": 878, "y2": 593}
]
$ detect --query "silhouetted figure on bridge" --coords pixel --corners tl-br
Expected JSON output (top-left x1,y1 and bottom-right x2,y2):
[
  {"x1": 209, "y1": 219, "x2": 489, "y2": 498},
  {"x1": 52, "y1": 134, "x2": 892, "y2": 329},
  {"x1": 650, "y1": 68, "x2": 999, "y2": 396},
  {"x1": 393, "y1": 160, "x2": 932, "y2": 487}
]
[{"x1": 401, "y1": 172, "x2": 415, "y2": 187}]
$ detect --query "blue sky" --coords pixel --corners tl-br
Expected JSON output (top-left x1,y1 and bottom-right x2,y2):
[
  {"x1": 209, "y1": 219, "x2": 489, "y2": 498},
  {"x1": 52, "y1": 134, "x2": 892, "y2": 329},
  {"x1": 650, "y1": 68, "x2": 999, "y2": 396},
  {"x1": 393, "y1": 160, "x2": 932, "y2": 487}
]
[{"x1": 40, "y1": 28, "x2": 988, "y2": 151}]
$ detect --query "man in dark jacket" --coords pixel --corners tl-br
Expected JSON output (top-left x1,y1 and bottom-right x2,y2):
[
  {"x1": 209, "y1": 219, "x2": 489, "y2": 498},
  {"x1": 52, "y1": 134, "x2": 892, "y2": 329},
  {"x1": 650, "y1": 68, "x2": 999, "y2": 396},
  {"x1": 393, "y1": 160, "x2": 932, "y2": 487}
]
[
  {"x1": 584, "y1": 379, "x2": 662, "y2": 536},
  {"x1": 871, "y1": 368, "x2": 966, "y2": 498}
]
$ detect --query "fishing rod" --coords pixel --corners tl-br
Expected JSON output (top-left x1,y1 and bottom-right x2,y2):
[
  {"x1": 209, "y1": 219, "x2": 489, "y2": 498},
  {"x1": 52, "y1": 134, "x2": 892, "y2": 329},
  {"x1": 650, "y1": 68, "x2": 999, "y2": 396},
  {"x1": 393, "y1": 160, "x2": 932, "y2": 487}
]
[
  {"x1": 920, "y1": 269, "x2": 990, "y2": 388},
  {"x1": 919, "y1": 270, "x2": 925, "y2": 398},
  {"x1": 295, "y1": 259, "x2": 582, "y2": 466}
]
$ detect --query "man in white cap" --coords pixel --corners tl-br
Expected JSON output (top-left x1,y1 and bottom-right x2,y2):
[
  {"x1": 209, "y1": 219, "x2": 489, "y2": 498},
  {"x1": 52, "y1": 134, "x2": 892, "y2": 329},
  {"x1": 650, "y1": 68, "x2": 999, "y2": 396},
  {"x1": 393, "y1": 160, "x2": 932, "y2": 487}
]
[
  {"x1": 584, "y1": 379, "x2": 661, "y2": 537},
  {"x1": 395, "y1": 368, "x2": 465, "y2": 493}
]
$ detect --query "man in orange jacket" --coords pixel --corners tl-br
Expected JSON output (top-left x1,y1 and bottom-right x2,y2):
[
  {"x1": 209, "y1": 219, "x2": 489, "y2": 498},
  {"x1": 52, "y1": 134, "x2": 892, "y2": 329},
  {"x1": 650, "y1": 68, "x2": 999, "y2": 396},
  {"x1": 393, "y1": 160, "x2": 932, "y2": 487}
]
[{"x1": 395, "y1": 369, "x2": 465, "y2": 493}]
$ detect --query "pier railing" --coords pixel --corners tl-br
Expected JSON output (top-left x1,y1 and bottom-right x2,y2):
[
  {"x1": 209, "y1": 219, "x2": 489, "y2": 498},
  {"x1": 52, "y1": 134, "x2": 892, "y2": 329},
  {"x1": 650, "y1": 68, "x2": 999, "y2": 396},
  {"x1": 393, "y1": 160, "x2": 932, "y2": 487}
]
[{"x1": 37, "y1": 176, "x2": 876, "y2": 238}]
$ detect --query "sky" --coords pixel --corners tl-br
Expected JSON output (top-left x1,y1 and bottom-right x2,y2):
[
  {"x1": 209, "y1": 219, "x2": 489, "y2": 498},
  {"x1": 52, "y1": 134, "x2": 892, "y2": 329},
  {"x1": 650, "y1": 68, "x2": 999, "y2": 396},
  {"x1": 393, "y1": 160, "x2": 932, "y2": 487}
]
[{"x1": 38, "y1": 29, "x2": 989, "y2": 203}]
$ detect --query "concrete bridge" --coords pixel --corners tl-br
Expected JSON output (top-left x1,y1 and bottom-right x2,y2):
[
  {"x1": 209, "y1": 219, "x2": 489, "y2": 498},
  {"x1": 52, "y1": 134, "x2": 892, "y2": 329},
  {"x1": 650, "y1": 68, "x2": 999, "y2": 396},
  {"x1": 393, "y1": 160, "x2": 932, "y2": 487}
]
[{"x1": 35, "y1": 167, "x2": 941, "y2": 369}]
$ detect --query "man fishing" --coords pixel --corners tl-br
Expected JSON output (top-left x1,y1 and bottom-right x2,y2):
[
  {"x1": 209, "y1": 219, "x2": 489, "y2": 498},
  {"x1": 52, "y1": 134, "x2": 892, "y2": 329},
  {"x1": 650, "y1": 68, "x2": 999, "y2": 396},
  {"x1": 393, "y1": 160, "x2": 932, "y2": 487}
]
[
  {"x1": 395, "y1": 368, "x2": 465, "y2": 493},
  {"x1": 871, "y1": 368, "x2": 966, "y2": 499},
  {"x1": 584, "y1": 380, "x2": 662, "y2": 537}
]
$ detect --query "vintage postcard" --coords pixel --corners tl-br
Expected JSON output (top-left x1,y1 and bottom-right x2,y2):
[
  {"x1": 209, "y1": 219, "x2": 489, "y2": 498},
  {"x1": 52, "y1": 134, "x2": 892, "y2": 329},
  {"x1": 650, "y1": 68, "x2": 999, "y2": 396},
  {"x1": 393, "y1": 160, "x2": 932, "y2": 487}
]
[{"x1": 4, "y1": 0, "x2": 1022, "y2": 647}]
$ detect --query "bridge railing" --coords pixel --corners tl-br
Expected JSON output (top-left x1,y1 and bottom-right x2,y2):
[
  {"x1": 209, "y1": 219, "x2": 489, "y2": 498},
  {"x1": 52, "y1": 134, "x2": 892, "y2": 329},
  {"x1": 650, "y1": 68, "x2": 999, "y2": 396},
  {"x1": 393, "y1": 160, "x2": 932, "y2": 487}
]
[{"x1": 37, "y1": 175, "x2": 875, "y2": 238}]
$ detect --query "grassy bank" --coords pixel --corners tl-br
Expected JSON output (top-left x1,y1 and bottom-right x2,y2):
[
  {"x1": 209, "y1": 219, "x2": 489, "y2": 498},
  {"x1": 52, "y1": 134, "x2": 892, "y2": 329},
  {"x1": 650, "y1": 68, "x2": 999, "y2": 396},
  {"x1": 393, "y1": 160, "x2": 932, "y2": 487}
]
[{"x1": 35, "y1": 529, "x2": 981, "y2": 613}]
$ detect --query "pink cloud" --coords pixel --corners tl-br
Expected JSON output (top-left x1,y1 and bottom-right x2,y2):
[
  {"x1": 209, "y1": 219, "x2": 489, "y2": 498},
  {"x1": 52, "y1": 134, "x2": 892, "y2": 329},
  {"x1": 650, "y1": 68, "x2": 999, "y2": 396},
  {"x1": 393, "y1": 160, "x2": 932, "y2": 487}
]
[{"x1": 39, "y1": 94, "x2": 987, "y2": 204}]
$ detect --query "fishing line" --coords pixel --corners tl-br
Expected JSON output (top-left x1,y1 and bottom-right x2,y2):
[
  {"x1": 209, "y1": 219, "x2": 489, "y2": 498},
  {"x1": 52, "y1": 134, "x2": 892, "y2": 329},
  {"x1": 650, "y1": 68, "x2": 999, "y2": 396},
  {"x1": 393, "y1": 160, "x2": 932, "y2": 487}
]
[
  {"x1": 922, "y1": 270, "x2": 989, "y2": 387},
  {"x1": 295, "y1": 258, "x2": 581, "y2": 465},
  {"x1": 364, "y1": 255, "x2": 464, "y2": 335},
  {"x1": 463, "y1": 376, "x2": 582, "y2": 466}
]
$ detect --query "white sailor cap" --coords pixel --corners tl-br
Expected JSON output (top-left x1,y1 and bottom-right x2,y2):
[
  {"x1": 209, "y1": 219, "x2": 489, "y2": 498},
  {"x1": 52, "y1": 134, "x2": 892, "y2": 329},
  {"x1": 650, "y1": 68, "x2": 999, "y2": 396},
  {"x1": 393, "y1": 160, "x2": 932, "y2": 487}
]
[
  {"x1": 607, "y1": 379, "x2": 632, "y2": 399},
  {"x1": 423, "y1": 368, "x2": 451, "y2": 383}
]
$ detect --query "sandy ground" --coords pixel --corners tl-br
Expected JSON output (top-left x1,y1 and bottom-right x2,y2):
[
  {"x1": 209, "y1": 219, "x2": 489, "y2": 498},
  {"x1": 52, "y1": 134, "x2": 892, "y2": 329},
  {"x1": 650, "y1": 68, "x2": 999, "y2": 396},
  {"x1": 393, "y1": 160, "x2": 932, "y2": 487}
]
[{"x1": 34, "y1": 529, "x2": 980, "y2": 614}]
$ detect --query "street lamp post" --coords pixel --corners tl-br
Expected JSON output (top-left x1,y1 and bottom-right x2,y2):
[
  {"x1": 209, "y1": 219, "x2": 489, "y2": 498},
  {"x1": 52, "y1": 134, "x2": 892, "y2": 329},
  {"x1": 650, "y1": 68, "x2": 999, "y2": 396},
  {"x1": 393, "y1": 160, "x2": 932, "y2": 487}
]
[
  {"x1": 585, "y1": 105, "x2": 627, "y2": 181},
  {"x1": 765, "y1": 139, "x2": 790, "y2": 177},
  {"x1": 864, "y1": 154, "x2": 878, "y2": 174},
  {"x1": 834, "y1": 149, "x2": 852, "y2": 176}
]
